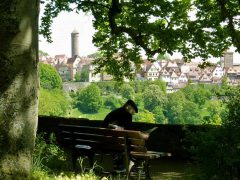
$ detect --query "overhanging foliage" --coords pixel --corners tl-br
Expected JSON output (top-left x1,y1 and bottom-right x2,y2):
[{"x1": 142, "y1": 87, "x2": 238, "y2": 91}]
[{"x1": 40, "y1": 0, "x2": 240, "y2": 80}]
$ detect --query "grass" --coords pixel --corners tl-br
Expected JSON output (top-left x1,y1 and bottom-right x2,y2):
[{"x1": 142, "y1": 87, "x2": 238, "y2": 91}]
[{"x1": 68, "y1": 107, "x2": 111, "y2": 120}]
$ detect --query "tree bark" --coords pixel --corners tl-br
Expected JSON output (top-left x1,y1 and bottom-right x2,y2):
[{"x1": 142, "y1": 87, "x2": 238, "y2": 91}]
[{"x1": 0, "y1": 0, "x2": 39, "y2": 178}]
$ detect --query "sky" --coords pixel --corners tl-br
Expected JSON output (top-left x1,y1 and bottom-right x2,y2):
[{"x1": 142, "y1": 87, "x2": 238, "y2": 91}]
[
  {"x1": 39, "y1": 11, "x2": 97, "y2": 57},
  {"x1": 39, "y1": 8, "x2": 240, "y2": 64}
]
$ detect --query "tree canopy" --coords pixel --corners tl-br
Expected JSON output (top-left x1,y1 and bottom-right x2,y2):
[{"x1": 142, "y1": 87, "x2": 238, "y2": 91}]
[{"x1": 40, "y1": 0, "x2": 240, "y2": 80}]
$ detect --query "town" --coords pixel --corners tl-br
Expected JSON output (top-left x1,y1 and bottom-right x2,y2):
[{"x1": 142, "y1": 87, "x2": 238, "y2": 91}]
[{"x1": 39, "y1": 30, "x2": 240, "y2": 93}]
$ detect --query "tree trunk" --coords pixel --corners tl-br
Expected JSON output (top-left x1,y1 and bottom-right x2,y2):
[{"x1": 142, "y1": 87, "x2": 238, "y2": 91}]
[{"x1": 0, "y1": 0, "x2": 39, "y2": 178}]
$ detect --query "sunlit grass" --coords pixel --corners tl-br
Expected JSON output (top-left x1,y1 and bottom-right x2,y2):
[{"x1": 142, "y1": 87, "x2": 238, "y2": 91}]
[
  {"x1": 29, "y1": 170, "x2": 103, "y2": 180},
  {"x1": 69, "y1": 107, "x2": 111, "y2": 120}
]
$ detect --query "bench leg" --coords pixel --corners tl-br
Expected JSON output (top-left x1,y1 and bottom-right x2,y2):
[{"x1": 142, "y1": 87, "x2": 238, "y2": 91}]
[
  {"x1": 128, "y1": 159, "x2": 152, "y2": 180},
  {"x1": 88, "y1": 154, "x2": 94, "y2": 168},
  {"x1": 143, "y1": 159, "x2": 151, "y2": 180},
  {"x1": 127, "y1": 160, "x2": 134, "y2": 180},
  {"x1": 72, "y1": 151, "x2": 78, "y2": 170}
]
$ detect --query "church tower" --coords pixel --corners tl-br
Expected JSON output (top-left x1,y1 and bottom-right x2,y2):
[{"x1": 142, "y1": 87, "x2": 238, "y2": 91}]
[{"x1": 71, "y1": 29, "x2": 80, "y2": 57}]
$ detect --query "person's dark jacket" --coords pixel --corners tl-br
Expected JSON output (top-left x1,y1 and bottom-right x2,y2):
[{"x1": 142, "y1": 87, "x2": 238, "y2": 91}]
[{"x1": 102, "y1": 107, "x2": 132, "y2": 130}]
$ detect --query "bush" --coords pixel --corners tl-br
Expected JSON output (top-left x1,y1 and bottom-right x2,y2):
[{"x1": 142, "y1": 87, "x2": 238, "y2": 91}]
[
  {"x1": 189, "y1": 86, "x2": 240, "y2": 179},
  {"x1": 134, "y1": 109, "x2": 155, "y2": 123},
  {"x1": 104, "y1": 95, "x2": 123, "y2": 110},
  {"x1": 76, "y1": 84, "x2": 103, "y2": 113},
  {"x1": 31, "y1": 133, "x2": 70, "y2": 176},
  {"x1": 118, "y1": 83, "x2": 135, "y2": 100},
  {"x1": 39, "y1": 88, "x2": 70, "y2": 116},
  {"x1": 190, "y1": 127, "x2": 240, "y2": 179}
]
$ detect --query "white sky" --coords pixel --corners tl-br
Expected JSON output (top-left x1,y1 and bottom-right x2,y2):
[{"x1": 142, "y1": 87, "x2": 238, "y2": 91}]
[
  {"x1": 39, "y1": 9, "x2": 240, "y2": 64},
  {"x1": 39, "y1": 11, "x2": 97, "y2": 57}
]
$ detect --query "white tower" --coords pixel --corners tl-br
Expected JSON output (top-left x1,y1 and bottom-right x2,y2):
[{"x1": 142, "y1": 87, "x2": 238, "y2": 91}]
[
  {"x1": 71, "y1": 29, "x2": 80, "y2": 57},
  {"x1": 223, "y1": 50, "x2": 233, "y2": 68}
]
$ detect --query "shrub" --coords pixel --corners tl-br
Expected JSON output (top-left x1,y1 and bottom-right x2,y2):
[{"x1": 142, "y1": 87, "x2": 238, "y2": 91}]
[
  {"x1": 189, "y1": 86, "x2": 240, "y2": 179},
  {"x1": 76, "y1": 84, "x2": 103, "y2": 113},
  {"x1": 39, "y1": 88, "x2": 70, "y2": 116}
]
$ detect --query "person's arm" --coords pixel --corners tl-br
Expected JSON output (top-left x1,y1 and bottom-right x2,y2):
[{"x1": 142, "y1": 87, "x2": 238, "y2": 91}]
[
  {"x1": 108, "y1": 122, "x2": 124, "y2": 130},
  {"x1": 140, "y1": 132, "x2": 149, "y2": 140}
]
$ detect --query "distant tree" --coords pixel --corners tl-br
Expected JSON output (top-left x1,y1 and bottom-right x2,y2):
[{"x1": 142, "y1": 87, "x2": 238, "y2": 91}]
[
  {"x1": 39, "y1": 63, "x2": 62, "y2": 89},
  {"x1": 74, "y1": 72, "x2": 81, "y2": 82},
  {"x1": 142, "y1": 84, "x2": 166, "y2": 112},
  {"x1": 181, "y1": 85, "x2": 195, "y2": 102},
  {"x1": 134, "y1": 109, "x2": 155, "y2": 124},
  {"x1": 223, "y1": 86, "x2": 240, "y2": 127},
  {"x1": 165, "y1": 91, "x2": 202, "y2": 124},
  {"x1": 165, "y1": 92, "x2": 185, "y2": 124},
  {"x1": 39, "y1": 88, "x2": 70, "y2": 116},
  {"x1": 134, "y1": 93, "x2": 144, "y2": 109},
  {"x1": 181, "y1": 84, "x2": 211, "y2": 107},
  {"x1": 152, "y1": 106, "x2": 168, "y2": 124},
  {"x1": 119, "y1": 83, "x2": 135, "y2": 100},
  {"x1": 129, "y1": 81, "x2": 142, "y2": 93},
  {"x1": 75, "y1": 67, "x2": 89, "y2": 82},
  {"x1": 220, "y1": 75, "x2": 230, "y2": 95},
  {"x1": 95, "y1": 81, "x2": 117, "y2": 95},
  {"x1": 203, "y1": 100, "x2": 223, "y2": 125},
  {"x1": 76, "y1": 84, "x2": 103, "y2": 113},
  {"x1": 129, "y1": 80, "x2": 166, "y2": 94},
  {"x1": 182, "y1": 101, "x2": 202, "y2": 124},
  {"x1": 151, "y1": 80, "x2": 166, "y2": 93},
  {"x1": 221, "y1": 75, "x2": 228, "y2": 88},
  {"x1": 79, "y1": 67, "x2": 89, "y2": 82},
  {"x1": 193, "y1": 85, "x2": 211, "y2": 107}
]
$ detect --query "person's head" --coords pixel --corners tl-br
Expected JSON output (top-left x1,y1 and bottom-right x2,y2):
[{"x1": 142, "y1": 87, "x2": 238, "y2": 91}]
[{"x1": 123, "y1": 99, "x2": 138, "y2": 115}]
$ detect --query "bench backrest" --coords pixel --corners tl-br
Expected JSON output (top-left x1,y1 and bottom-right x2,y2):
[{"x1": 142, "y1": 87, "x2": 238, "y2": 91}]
[
  {"x1": 58, "y1": 124, "x2": 127, "y2": 153},
  {"x1": 58, "y1": 124, "x2": 147, "y2": 154}
]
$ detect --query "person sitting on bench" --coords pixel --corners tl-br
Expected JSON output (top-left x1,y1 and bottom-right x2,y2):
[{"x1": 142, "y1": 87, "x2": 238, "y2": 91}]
[
  {"x1": 102, "y1": 100, "x2": 149, "y2": 172},
  {"x1": 102, "y1": 99, "x2": 138, "y2": 130}
]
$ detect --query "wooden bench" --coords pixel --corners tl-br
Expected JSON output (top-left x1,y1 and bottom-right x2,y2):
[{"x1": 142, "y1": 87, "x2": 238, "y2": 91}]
[{"x1": 58, "y1": 124, "x2": 171, "y2": 179}]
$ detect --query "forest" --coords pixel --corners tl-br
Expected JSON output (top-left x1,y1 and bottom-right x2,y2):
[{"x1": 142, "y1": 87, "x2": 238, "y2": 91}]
[{"x1": 39, "y1": 62, "x2": 227, "y2": 125}]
